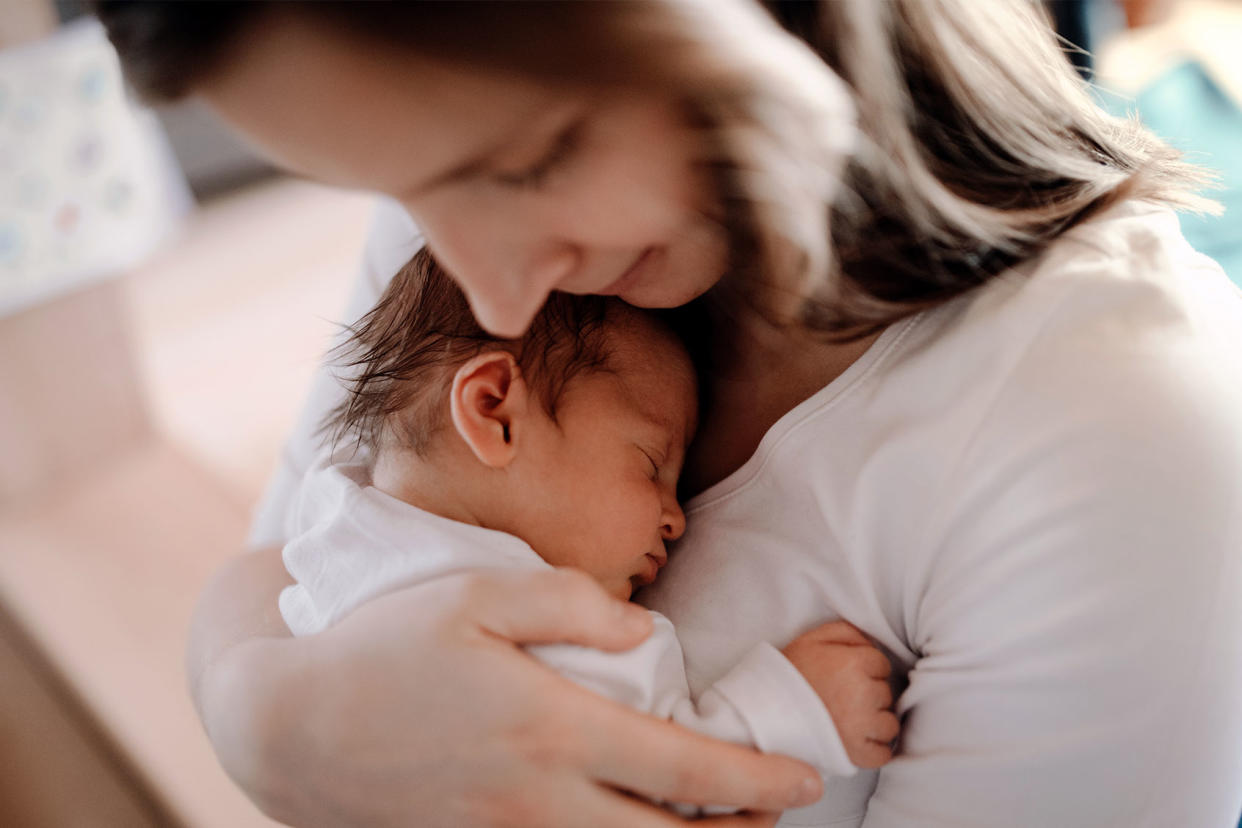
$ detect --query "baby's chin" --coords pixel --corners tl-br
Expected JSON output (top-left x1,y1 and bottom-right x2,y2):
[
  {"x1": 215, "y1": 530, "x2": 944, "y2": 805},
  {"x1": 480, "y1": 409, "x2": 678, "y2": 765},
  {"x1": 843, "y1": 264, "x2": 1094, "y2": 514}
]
[
  {"x1": 604, "y1": 568, "x2": 663, "y2": 602},
  {"x1": 614, "y1": 580, "x2": 636, "y2": 602}
]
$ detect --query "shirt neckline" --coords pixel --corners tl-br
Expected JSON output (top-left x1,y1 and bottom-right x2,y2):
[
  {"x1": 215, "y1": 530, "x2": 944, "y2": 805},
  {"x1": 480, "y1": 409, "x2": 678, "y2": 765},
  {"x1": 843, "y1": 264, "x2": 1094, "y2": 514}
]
[{"x1": 684, "y1": 313, "x2": 923, "y2": 515}]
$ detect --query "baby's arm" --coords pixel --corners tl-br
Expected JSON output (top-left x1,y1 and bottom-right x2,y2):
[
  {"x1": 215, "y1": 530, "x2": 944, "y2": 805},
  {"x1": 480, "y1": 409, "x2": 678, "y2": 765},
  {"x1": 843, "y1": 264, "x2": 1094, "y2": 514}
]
[{"x1": 530, "y1": 614, "x2": 897, "y2": 784}]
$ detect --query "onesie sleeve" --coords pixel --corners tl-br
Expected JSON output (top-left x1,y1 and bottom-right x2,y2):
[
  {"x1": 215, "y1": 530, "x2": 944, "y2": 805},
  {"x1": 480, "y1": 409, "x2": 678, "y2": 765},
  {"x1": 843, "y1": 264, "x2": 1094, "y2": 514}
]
[
  {"x1": 247, "y1": 199, "x2": 424, "y2": 549},
  {"x1": 529, "y1": 612, "x2": 855, "y2": 781},
  {"x1": 863, "y1": 271, "x2": 1242, "y2": 827}
]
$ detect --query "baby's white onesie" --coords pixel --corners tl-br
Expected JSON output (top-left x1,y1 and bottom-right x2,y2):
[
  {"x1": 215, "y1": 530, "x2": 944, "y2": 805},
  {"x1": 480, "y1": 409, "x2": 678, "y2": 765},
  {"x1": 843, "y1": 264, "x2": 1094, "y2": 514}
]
[{"x1": 279, "y1": 456, "x2": 857, "y2": 786}]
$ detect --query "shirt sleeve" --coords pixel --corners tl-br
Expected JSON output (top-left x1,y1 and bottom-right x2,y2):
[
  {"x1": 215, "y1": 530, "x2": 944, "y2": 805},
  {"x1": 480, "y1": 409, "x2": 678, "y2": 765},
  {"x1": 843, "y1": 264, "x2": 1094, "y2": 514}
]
[
  {"x1": 529, "y1": 612, "x2": 856, "y2": 781},
  {"x1": 247, "y1": 198, "x2": 424, "y2": 549},
  {"x1": 863, "y1": 278, "x2": 1242, "y2": 827}
]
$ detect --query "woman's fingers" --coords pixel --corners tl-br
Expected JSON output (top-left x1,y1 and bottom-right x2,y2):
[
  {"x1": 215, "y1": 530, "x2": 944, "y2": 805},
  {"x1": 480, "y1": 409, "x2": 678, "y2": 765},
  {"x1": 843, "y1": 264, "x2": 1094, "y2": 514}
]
[
  {"x1": 450, "y1": 568, "x2": 655, "y2": 651},
  {"x1": 700, "y1": 811, "x2": 784, "y2": 828},
  {"x1": 563, "y1": 783, "x2": 696, "y2": 828},
  {"x1": 359, "y1": 571, "x2": 818, "y2": 820},
  {"x1": 565, "y1": 781, "x2": 783, "y2": 828},
  {"x1": 573, "y1": 695, "x2": 822, "y2": 811}
]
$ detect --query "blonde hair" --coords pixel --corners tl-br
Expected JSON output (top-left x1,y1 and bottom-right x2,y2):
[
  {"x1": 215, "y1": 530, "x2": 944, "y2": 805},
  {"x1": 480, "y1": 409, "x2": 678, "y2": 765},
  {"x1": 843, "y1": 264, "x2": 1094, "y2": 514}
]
[{"x1": 646, "y1": 0, "x2": 1217, "y2": 332}]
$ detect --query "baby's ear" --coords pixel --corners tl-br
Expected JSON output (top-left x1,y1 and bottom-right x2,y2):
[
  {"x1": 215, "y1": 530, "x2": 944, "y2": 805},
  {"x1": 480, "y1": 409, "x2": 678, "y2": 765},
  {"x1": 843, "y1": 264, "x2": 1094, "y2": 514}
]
[{"x1": 449, "y1": 351, "x2": 528, "y2": 468}]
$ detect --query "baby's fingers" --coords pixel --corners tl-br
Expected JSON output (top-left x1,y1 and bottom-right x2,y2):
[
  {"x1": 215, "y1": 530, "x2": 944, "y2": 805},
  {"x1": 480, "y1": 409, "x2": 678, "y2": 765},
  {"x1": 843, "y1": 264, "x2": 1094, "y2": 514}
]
[
  {"x1": 858, "y1": 646, "x2": 892, "y2": 680},
  {"x1": 867, "y1": 677, "x2": 893, "y2": 711},
  {"x1": 803, "y1": 620, "x2": 871, "y2": 647},
  {"x1": 447, "y1": 568, "x2": 654, "y2": 651},
  {"x1": 870, "y1": 710, "x2": 901, "y2": 745},
  {"x1": 852, "y1": 710, "x2": 900, "y2": 770},
  {"x1": 851, "y1": 736, "x2": 894, "y2": 769}
]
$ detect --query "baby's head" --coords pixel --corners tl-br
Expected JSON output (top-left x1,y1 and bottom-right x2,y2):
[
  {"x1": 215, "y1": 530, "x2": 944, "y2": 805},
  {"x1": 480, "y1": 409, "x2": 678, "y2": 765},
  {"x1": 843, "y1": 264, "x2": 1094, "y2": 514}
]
[{"x1": 327, "y1": 248, "x2": 698, "y2": 599}]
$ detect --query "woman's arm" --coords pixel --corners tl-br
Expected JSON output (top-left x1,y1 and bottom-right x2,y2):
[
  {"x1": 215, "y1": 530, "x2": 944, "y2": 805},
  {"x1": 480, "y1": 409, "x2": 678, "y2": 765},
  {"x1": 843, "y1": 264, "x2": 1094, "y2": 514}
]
[
  {"x1": 861, "y1": 303, "x2": 1242, "y2": 827},
  {"x1": 191, "y1": 199, "x2": 824, "y2": 825},
  {"x1": 187, "y1": 549, "x2": 825, "y2": 827}
]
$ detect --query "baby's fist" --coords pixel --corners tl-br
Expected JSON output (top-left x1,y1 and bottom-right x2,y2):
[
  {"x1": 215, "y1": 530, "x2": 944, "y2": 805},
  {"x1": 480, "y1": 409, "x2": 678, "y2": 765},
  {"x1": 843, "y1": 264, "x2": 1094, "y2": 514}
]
[{"x1": 783, "y1": 620, "x2": 899, "y2": 769}]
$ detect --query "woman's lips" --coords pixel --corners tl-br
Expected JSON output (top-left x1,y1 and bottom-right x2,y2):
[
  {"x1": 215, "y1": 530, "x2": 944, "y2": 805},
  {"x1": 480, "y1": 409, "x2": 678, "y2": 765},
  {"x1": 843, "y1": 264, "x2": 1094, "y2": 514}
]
[{"x1": 600, "y1": 247, "x2": 655, "y2": 296}]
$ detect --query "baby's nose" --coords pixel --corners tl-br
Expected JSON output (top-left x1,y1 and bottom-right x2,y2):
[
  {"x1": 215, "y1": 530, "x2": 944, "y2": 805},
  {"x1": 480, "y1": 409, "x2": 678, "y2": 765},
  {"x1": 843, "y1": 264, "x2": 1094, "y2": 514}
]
[{"x1": 661, "y1": 501, "x2": 686, "y2": 541}]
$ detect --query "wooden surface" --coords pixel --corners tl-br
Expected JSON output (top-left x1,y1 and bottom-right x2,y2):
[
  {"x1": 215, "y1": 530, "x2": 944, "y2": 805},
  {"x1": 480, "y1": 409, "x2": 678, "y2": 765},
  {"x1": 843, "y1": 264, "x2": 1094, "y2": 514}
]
[{"x1": 0, "y1": 611, "x2": 164, "y2": 828}]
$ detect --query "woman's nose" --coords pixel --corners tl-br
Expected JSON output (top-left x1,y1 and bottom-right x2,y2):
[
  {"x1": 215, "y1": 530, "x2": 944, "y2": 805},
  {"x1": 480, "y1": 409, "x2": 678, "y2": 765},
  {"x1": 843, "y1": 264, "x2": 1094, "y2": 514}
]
[{"x1": 459, "y1": 246, "x2": 580, "y2": 338}]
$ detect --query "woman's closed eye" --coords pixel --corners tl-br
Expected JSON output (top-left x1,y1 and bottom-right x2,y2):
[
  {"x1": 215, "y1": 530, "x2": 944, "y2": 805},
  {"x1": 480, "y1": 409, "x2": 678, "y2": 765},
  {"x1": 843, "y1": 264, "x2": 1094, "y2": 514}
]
[{"x1": 492, "y1": 120, "x2": 583, "y2": 190}]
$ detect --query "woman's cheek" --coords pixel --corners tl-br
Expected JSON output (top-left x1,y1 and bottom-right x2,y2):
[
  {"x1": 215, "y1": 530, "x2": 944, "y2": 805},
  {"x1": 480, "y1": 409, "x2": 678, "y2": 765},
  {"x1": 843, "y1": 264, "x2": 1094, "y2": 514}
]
[{"x1": 563, "y1": 158, "x2": 693, "y2": 245}]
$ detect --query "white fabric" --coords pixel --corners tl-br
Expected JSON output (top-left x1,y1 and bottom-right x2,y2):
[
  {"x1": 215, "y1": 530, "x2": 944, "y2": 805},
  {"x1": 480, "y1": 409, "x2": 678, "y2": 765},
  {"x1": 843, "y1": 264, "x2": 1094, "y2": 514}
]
[
  {"x1": 254, "y1": 197, "x2": 1242, "y2": 827},
  {"x1": 279, "y1": 458, "x2": 856, "y2": 784},
  {"x1": 247, "y1": 199, "x2": 420, "y2": 548},
  {"x1": 643, "y1": 200, "x2": 1242, "y2": 827}
]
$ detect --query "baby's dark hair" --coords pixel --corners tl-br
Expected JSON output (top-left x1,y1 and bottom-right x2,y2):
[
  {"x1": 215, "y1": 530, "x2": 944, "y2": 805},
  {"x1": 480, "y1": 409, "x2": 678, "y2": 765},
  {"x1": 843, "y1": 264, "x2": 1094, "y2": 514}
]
[{"x1": 325, "y1": 248, "x2": 618, "y2": 458}]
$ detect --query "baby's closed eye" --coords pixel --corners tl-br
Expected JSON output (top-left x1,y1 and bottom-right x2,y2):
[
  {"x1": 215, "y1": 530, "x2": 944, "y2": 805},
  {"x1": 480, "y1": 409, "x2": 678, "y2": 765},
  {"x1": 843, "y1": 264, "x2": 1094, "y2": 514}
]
[{"x1": 638, "y1": 447, "x2": 662, "y2": 480}]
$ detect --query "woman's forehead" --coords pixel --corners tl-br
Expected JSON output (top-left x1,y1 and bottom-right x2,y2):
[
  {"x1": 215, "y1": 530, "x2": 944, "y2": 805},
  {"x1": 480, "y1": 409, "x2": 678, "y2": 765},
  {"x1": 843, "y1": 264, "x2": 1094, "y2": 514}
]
[{"x1": 197, "y1": 12, "x2": 573, "y2": 195}]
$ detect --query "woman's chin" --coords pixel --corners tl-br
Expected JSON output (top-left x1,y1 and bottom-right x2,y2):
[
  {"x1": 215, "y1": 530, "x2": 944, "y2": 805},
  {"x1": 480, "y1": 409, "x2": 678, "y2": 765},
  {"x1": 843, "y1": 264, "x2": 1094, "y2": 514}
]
[
  {"x1": 630, "y1": 237, "x2": 728, "y2": 307},
  {"x1": 619, "y1": 276, "x2": 717, "y2": 310},
  {"x1": 619, "y1": 256, "x2": 722, "y2": 308}
]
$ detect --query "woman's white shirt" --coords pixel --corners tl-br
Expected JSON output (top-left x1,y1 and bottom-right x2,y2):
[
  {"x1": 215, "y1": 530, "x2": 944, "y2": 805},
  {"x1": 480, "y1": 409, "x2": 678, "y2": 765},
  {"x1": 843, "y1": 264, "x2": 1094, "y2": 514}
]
[
  {"x1": 252, "y1": 198, "x2": 1242, "y2": 827},
  {"x1": 645, "y1": 201, "x2": 1242, "y2": 827}
]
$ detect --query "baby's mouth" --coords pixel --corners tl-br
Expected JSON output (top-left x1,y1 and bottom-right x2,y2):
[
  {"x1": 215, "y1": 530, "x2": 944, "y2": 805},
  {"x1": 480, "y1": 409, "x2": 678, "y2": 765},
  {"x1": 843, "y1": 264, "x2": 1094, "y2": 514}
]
[{"x1": 632, "y1": 552, "x2": 666, "y2": 588}]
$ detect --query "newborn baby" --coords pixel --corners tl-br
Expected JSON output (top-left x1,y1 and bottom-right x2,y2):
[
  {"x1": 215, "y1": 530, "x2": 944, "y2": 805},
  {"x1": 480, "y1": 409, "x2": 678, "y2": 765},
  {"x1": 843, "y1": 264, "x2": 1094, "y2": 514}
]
[{"x1": 279, "y1": 248, "x2": 899, "y2": 806}]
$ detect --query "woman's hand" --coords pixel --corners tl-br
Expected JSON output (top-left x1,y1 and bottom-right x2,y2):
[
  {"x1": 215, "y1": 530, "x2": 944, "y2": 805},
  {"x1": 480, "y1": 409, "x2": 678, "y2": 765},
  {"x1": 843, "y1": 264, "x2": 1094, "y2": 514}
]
[{"x1": 188, "y1": 549, "x2": 823, "y2": 827}]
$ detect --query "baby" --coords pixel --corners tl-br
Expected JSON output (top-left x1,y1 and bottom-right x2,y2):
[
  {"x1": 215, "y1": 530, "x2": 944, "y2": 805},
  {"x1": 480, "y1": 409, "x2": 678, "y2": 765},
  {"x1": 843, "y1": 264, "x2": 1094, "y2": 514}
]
[{"x1": 279, "y1": 248, "x2": 898, "y2": 803}]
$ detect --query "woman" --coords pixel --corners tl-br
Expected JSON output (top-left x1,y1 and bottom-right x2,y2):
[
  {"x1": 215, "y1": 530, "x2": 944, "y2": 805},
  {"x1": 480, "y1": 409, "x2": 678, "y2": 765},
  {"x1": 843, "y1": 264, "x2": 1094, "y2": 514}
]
[{"x1": 96, "y1": 1, "x2": 1242, "y2": 826}]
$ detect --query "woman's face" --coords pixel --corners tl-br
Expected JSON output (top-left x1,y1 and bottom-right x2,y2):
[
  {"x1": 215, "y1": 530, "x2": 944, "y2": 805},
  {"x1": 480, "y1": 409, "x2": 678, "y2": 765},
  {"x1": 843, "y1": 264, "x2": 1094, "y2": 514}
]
[{"x1": 200, "y1": 14, "x2": 729, "y2": 336}]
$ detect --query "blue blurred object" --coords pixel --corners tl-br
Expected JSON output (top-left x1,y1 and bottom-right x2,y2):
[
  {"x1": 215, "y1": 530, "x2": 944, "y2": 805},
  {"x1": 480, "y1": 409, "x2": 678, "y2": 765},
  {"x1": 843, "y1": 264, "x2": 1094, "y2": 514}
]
[{"x1": 1135, "y1": 62, "x2": 1242, "y2": 285}]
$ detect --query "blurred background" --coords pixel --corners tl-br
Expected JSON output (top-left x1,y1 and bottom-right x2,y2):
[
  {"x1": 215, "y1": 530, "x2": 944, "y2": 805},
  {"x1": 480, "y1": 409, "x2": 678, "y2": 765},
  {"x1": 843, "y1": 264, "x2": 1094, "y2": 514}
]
[
  {"x1": 0, "y1": 1, "x2": 1237, "y2": 826},
  {"x1": 0, "y1": 1, "x2": 371, "y2": 824}
]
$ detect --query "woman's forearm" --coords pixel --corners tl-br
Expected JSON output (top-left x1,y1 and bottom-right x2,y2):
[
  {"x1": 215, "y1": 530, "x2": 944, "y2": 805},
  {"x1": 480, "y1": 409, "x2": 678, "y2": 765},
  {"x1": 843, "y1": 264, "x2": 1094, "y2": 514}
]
[
  {"x1": 187, "y1": 558, "x2": 824, "y2": 827},
  {"x1": 187, "y1": 546, "x2": 308, "y2": 819},
  {"x1": 187, "y1": 545, "x2": 293, "y2": 712}
]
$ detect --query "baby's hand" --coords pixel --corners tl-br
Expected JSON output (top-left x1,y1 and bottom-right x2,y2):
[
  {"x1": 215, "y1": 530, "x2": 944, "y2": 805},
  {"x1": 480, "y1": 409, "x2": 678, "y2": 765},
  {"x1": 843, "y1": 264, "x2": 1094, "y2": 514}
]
[{"x1": 783, "y1": 620, "x2": 899, "y2": 769}]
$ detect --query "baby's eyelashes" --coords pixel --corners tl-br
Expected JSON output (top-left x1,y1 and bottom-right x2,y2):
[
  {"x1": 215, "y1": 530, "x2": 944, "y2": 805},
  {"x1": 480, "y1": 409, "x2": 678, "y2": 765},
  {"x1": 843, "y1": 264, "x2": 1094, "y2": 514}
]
[{"x1": 638, "y1": 446, "x2": 663, "y2": 480}]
